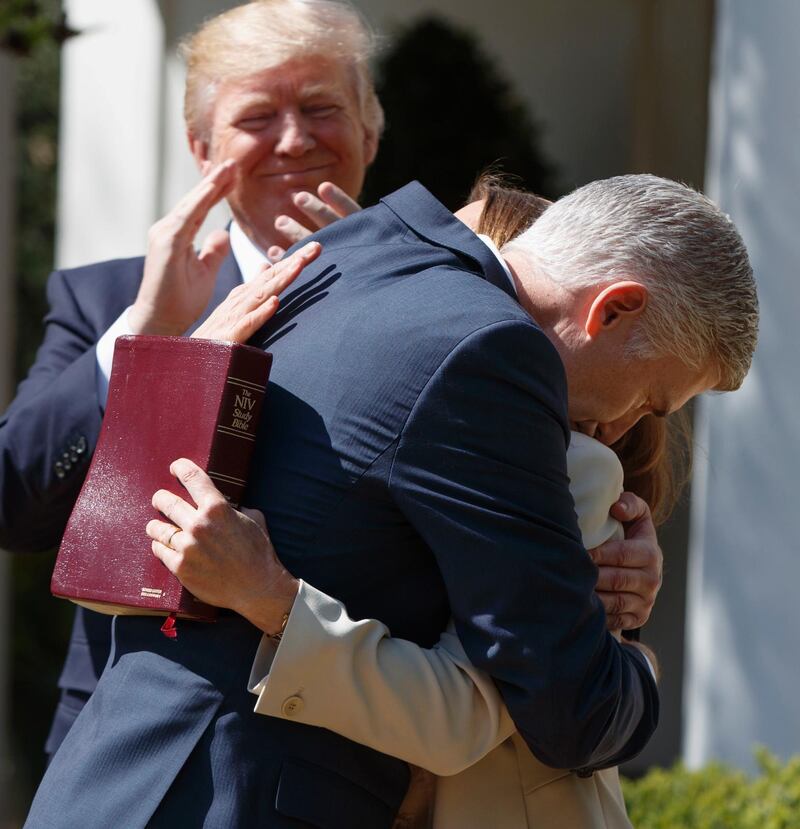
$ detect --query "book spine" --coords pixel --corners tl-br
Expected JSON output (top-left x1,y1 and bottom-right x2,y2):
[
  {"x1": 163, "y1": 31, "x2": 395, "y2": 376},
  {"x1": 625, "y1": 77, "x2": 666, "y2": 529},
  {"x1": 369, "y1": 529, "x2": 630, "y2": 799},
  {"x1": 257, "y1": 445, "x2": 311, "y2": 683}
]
[{"x1": 205, "y1": 348, "x2": 272, "y2": 507}]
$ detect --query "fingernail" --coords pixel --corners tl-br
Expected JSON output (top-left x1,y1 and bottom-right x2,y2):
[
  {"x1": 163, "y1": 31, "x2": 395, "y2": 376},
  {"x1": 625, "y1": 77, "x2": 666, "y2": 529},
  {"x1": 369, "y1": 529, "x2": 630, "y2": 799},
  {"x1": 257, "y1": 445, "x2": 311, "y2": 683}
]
[
  {"x1": 222, "y1": 158, "x2": 235, "y2": 170},
  {"x1": 275, "y1": 216, "x2": 289, "y2": 228},
  {"x1": 617, "y1": 501, "x2": 629, "y2": 514},
  {"x1": 295, "y1": 192, "x2": 310, "y2": 206}
]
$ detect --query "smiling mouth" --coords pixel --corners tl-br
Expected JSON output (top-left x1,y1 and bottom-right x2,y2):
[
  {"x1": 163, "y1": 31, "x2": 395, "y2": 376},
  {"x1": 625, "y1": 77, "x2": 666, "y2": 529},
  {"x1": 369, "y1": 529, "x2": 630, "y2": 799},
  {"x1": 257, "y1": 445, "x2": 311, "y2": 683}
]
[{"x1": 261, "y1": 165, "x2": 332, "y2": 178}]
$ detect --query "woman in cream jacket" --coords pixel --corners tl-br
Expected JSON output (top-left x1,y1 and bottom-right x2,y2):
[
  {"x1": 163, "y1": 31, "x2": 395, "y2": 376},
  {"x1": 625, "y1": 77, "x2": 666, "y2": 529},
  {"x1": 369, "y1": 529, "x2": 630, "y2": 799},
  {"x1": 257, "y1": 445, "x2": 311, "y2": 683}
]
[{"x1": 247, "y1": 430, "x2": 639, "y2": 829}]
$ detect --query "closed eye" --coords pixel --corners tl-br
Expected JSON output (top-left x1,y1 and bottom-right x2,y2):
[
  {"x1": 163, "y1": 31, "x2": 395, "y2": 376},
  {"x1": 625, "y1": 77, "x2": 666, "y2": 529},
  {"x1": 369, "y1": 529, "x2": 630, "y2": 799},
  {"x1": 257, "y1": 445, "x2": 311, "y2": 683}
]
[
  {"x1": 237, "y1": 114, "x2": 275, "y2": 130},
  {"x1": 303, "y1": 104, "x2": 340, "y2": 119}
]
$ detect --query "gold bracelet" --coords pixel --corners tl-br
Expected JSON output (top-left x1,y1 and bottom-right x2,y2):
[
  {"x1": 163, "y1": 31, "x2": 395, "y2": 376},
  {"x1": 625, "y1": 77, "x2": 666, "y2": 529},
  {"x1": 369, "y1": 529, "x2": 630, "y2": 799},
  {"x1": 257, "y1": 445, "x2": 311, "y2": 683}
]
[{"x1": 270, "y1": 612, "x2": 290, "y2": 643}]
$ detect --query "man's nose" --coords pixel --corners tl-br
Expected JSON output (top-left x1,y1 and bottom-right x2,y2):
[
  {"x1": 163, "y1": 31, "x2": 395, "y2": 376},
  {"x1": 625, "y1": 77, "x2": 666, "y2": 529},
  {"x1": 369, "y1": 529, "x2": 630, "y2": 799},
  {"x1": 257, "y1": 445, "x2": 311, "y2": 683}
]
[
  {"x1": 596, "y1": 413, "x2": 645, "y2": 446},
  {"x1": 274, "y1": 112, "x2": 316, "y2": 157}
]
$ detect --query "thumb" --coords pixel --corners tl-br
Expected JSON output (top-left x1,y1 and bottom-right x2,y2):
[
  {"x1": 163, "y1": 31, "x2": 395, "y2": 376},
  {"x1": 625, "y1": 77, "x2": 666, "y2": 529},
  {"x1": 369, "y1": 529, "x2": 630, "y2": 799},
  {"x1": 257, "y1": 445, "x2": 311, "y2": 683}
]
[
  {"x1": 610, "y1": 491, "x2": 648, "y2": 523},
  {"x1": 198, "y1": 229, "x2": 231, "y2": 278}
]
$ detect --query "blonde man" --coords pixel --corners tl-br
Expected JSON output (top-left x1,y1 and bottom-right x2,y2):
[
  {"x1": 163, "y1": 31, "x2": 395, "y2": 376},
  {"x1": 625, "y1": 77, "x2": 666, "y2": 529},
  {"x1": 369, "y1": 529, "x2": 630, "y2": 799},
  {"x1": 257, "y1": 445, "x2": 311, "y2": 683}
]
[{"x1": 1, "y1": 0, "x2": 383, "y2": 763}]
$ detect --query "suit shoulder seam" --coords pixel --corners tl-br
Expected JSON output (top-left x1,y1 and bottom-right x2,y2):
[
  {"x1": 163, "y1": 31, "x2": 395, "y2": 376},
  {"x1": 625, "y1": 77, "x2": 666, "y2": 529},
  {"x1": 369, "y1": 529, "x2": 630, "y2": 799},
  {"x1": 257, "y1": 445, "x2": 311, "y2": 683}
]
[{"x1": 386, "y1": 317, "x2": 549, "y2": 487}]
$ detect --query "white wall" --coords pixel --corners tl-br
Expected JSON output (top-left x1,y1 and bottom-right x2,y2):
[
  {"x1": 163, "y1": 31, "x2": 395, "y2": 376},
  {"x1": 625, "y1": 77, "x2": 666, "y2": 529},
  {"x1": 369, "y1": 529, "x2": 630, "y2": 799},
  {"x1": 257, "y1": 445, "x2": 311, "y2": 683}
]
[
  {"x1": 685, "y1": 0, "x2": 800, "y2": 771},
  {"x1": 57, "y1": 0, "x2": 165, "y2": 267}
]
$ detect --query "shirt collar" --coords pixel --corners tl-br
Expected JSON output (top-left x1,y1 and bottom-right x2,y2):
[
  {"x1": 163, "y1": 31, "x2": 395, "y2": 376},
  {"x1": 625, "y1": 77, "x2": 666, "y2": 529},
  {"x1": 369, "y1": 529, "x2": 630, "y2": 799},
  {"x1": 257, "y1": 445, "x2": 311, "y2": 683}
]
[
  {"x1": 229, "y1": 221, "x2": 271, "y2": 283},
  {"x1": 230, "y1": 219, "x2": 517, "y2": 298},
  {"x1": 477, "y1": 233, "x2": 517, "y2": 297}
]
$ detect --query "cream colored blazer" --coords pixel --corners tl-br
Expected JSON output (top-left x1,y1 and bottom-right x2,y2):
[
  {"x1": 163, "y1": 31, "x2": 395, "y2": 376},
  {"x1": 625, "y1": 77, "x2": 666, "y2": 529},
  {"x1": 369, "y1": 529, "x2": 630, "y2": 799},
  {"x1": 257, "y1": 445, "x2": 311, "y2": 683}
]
[{"x1": 249, "y1": 433, "x2": 633, "y2": 829}]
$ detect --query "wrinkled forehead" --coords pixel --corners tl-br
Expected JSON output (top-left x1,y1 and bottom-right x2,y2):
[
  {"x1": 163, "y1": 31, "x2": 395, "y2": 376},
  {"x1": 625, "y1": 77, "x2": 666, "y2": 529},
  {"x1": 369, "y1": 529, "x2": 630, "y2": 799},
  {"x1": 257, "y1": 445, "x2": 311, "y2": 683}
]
[{"x1": 214, "y1": 57, "x2": 359, "y2": 110}]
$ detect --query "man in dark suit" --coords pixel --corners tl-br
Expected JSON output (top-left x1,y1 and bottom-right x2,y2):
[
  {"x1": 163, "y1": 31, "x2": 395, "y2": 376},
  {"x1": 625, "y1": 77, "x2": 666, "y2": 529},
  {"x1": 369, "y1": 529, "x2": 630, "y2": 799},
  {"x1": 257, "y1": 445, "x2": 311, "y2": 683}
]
[
  {"x1": 24, "y1": 175, "x2": 757, "y2": 828},
  {"x1": 0, "y1": 0, "x2": 383, "y2": 758}
]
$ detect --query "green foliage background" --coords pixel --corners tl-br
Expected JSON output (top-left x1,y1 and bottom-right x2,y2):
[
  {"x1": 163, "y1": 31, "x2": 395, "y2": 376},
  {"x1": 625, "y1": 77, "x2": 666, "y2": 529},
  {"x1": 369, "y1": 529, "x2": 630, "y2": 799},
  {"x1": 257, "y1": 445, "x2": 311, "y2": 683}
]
[
  {"x1": 4, "y1": 0, "x2": 73, "y2": 816},
  {"x1": 622, "y1": 749, "x2": 800, "y2": 828}
]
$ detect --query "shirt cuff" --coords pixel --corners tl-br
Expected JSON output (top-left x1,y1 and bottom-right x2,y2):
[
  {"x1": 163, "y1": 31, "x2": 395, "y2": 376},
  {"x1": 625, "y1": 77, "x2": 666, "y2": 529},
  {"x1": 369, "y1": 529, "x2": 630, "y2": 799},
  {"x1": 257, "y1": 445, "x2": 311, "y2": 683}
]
[{"x1": 95, "y1": 306, "x2": 136, "y2": 409}]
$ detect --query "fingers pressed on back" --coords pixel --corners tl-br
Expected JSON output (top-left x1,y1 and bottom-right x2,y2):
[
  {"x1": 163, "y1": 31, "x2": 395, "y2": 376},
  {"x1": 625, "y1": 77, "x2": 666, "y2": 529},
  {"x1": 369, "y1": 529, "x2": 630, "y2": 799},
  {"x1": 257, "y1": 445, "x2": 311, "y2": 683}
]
[
  {"x1": 274, "y1": 214, "x2": 312, "y2": 245},
  {"x1": 293, "y1": 191, "x2": 342, "y2": 226},
  {"x1": 316, "y1": 181, "x2": 361, "y2": 217}
]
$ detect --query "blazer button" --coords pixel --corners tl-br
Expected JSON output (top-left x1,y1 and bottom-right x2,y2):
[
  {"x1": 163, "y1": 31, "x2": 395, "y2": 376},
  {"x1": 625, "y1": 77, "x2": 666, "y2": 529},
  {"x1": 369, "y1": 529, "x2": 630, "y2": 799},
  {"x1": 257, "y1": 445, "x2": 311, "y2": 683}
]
[
  {"x1": 575, "y1": 767, "x2": 594, "y2": 778},
  {"x1": 75, "y1": 436, "x2": 87, "y2": 453},
  {"x1": 281, "y1": 696, "x2": 304, "y2": 718},
  {"x1": 54, "y1": 461, "x2": 66, "y2": 479}
]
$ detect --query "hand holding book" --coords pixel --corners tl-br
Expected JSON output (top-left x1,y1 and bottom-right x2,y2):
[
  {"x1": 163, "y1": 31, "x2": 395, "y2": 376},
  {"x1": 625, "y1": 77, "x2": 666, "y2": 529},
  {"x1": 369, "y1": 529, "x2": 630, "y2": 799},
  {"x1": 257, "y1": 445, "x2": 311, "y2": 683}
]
[
  {"x1": 51, "y1": 235, "x2": 321, "y2": 621},
  {"x1": 148, "y1": 458, "x2": 298, "y2": 636}
]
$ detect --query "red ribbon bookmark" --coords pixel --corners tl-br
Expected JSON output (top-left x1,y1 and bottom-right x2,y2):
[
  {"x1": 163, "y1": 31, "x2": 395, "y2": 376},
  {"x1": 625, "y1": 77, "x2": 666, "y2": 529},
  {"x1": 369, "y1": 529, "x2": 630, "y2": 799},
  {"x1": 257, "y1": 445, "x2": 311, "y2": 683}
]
[{"x1": 160, "y1": 613, "x2": 178, "y2": 639}]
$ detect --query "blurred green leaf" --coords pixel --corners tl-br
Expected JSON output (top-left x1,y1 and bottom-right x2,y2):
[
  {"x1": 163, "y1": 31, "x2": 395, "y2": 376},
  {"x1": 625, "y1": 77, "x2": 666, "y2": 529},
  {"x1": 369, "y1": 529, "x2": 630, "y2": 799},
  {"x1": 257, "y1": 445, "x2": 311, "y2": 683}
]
[
  {"x1": 1, "y1": 0, "x2": 78, "y2": 56},
  {"x1": 7, "y1": 0, "x2": 74, "y2": 815},
  {"x1": 622, "y1": 750, "x2": 800, "y2": 828}
]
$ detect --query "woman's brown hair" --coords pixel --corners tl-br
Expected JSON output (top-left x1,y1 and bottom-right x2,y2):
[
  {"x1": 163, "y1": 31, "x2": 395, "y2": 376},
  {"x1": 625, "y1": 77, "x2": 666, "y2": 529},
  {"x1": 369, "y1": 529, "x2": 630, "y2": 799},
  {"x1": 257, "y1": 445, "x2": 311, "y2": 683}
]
[
  {"x1": 468, "y1": 172, "x2": 691, "y2": 524},
  {"x1": 610, "y1": 411, "x2": 692, "y2": 525},
  {"x1": 468, "y1": 173, "x2": 550, "y2": 248}
]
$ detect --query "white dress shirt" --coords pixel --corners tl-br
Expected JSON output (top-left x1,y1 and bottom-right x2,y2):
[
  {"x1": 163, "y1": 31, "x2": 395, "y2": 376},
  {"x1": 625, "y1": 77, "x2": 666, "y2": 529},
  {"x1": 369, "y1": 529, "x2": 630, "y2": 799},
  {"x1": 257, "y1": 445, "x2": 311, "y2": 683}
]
[{"x1": 94, "y1": 222, "x2": 270, "y2": 407}]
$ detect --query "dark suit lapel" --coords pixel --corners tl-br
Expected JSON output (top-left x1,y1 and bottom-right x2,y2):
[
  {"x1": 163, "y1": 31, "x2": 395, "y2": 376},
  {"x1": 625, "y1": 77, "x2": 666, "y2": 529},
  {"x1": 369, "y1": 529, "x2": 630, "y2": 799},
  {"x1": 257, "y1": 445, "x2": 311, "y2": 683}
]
[
  {"x1": 186, "y1": 251, "x2": 243, "y2": 335},
  {"x1": 380, "y1": 181, "x2": 517, "y2": 301}
]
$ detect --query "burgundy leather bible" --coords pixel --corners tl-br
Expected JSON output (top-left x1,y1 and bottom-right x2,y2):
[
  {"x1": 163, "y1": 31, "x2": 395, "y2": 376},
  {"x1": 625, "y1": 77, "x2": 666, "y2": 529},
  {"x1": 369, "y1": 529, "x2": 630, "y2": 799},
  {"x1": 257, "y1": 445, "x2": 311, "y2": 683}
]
[{"x1": 51, "y1": 335, "x2": 271, "y2": 621}]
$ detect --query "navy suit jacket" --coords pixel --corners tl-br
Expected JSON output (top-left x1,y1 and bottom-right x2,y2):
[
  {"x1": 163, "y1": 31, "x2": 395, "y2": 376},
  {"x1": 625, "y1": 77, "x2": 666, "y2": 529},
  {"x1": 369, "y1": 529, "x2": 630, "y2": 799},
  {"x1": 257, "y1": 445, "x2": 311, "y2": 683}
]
[
  {"x1": 26, "y1": 183, "x2": 657, "y2": 829},
  {"x1": 0, "y1": 252, "x2": 244, "y2": 753}
]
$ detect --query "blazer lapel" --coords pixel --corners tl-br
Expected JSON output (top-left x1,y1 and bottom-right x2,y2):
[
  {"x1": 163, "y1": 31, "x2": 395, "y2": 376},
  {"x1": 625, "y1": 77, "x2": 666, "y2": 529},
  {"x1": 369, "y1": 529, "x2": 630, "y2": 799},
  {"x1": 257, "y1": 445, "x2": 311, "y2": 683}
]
[
  {"x1": 380, "y1": 181, "x2": 517, "y2": 302},
  {"x1": 186, "y1": 251, "x2": 243, "y2": 335}
]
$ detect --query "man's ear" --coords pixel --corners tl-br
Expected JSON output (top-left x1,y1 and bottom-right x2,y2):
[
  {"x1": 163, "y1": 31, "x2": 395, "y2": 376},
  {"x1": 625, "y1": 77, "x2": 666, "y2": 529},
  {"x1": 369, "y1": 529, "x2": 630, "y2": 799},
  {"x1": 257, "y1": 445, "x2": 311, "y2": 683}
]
[
  {"x1": 585, "y1": 281, "x2": 648, "y2": 338},
  {"x1": 188, "y1": 131, "x2": 213, "y2": 176}
]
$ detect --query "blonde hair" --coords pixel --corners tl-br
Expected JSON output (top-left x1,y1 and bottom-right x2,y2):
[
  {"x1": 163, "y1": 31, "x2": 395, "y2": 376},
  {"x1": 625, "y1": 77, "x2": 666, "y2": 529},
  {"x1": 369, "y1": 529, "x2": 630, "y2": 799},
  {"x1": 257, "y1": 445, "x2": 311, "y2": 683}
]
[
  {"x1": 503, "y1": 174, "x2": 758, "y2": 391},
  {"x1": 180, "y1": 0, "x2": 384, "y2": 142}
]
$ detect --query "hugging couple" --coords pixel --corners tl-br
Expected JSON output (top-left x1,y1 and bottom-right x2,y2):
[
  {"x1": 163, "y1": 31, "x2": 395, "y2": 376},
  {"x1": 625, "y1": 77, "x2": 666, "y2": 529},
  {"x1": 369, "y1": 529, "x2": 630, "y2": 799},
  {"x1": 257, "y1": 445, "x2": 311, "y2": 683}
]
[
  {"x1": 25, "y1": 166, "x2": 757, "y2": 829},
  {"x1": 11, "y1": 3, "x2": 756, "y2": 825}
]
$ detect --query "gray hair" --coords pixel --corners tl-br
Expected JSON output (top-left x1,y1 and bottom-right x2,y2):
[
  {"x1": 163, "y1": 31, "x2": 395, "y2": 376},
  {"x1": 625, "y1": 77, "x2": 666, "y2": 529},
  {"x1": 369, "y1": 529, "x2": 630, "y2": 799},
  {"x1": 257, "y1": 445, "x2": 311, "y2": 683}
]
[
  {"x1": 180, "y1": 0, "x2": 384, "y2": 144},
  {"x1": 502, "y1": 174, "x2": 758, "y2": 391}
]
